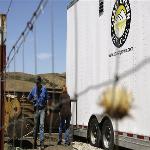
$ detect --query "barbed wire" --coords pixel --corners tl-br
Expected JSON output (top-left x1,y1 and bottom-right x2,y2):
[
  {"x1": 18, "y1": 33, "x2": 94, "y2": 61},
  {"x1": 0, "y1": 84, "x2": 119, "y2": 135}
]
[
  {"x1": 4, "y1": 54, "x2": 150, "y2": 149},
  {"x1": 12, "y1": 47, "x2": 16, "y2": 149},
  {"x1": 11, "y1": 55, "x2": 150, "y2": 113},
  {"x1": 4, "y1": 0, "x2": 48, "y2": 72},
  {"x1": 3, "y1": 0, "x2": 150, "y2": 149},
  {"x1": 20, "y1": 34, "x2": 25, "y2": 149},
  {"x1": 2, "y1": 0, "x2": 48, "y2": 148},
  {"x1": 49, "y1": 0, "x2": 55, "y2": 146},
  {"x1": 6, "y1": 0, "x2": 13, "y2": 16},
  {"x1": 76, "y1": 56, "x2": 150, "y2": 98}
]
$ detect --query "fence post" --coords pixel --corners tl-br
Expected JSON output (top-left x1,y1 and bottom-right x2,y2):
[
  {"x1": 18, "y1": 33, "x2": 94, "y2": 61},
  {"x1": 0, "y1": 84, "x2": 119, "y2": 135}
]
[{"x1": 0, "y1": 14, "x2": 6, "y2": 150}]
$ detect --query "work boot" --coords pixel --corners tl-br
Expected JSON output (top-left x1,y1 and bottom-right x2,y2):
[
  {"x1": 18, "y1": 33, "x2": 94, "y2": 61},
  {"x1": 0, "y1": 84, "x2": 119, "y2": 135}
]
[
  {"x1": 57, "y1": 141, "x2": 62, "y2": 145},
  {"x1": 33, "y1": 142, "x2": 37, "y2": 149},
  {"x1": 40, "y1": 142, "x2": 44, "y2": 150},
  {"x1": 64, "y1": 142, "x2": 71, "y2": 146}
]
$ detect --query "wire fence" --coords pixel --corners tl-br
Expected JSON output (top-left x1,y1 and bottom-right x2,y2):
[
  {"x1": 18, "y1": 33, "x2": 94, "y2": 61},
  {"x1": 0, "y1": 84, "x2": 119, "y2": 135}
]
[{"x1": 1, "y1": 0, "x2": 150, "y2": 150}]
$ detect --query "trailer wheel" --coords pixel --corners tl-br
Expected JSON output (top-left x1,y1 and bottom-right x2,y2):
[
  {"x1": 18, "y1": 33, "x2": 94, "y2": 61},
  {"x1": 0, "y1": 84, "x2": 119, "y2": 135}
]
[
  {"x1": 88, "y1": 117, "x2": 101, "y2": 147},
  {"x1": 102, "y1": 119, "x2": 114, "y2": 150}
]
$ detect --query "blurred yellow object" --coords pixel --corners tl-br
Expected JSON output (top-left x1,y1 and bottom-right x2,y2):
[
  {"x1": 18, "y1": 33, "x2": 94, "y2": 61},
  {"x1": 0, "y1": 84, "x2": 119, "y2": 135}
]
[
  {"x1": 100, "y1": 86, "x2": 133, "y2": 119},
  {"x1": 4, "y1": 95, "x2": 21, "y2": 134}
]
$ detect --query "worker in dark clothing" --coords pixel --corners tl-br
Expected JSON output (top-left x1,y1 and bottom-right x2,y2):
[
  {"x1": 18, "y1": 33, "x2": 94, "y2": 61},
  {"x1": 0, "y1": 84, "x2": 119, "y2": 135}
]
[
  {"x1": 28, "y1": 76, "x2": 48, "y2": 149},
  {"x1": 57, "y1": 85, "x2": 71, "y2": 146}
]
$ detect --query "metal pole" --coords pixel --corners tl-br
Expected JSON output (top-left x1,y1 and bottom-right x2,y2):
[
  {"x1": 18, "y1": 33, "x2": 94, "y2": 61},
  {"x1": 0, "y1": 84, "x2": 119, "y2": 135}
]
[
  {"x1": 0, "y1": 14, "x2": 6, "y2": 150},
  {"x1": 74, "y1": 4, "x2": 78, "y2": 128}
]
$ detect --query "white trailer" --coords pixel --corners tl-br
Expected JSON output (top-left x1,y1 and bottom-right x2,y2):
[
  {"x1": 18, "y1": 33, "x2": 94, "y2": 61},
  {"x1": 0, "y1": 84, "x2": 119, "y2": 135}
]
[{"x1": 66, "y1": 0, "x2": 150, "y2": 149}]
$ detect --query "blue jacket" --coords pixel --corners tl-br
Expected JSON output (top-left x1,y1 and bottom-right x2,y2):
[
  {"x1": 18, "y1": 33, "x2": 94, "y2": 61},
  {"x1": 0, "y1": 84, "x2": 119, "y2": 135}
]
[{"x1": 28, "y1": 85, "x2": 48, "y2": 109}]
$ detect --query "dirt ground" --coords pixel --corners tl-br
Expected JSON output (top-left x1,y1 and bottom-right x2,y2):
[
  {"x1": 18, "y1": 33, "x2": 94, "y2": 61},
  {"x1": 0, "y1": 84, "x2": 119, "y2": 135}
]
[
  {"x1": 4, "y1": 141, "x2": 102, "y2": 150},
  {"x1": 4, "y1": 141, "x2": 129, "y2": 150},
  {"x1": 5, "y1": 133, "x2": 129, "y2": 150},
  {"x1": 45, "y1": 142, "x2": 102, "y2": 150}
]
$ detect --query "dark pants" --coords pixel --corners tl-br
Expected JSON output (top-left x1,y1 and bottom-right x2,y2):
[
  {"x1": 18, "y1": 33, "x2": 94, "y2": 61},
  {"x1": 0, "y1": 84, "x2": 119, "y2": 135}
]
[{"x1": 58, "y1": 116, "x2": 71, "y2": 144}]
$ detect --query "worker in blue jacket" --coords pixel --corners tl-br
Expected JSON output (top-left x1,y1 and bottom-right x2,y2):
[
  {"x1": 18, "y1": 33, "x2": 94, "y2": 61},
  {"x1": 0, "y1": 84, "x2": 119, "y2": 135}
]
[{"x1": 28, "y1": 76, "x2": 48, "y2": 149}]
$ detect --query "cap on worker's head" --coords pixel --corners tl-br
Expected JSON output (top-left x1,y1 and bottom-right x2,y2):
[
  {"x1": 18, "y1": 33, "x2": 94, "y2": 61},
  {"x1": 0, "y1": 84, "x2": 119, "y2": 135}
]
[{"x1": 35, "y1": 76, "x2": 42, "y2": 83}]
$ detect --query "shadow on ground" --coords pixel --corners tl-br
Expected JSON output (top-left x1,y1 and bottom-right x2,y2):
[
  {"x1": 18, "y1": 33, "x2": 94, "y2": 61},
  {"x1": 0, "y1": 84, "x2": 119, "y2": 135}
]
[
  {"x1": 73, "y1": 136, "x2": 131, "y2": 150},
  {"x1": 7, "y1": 139, "x2": 33, "y2": 149}
]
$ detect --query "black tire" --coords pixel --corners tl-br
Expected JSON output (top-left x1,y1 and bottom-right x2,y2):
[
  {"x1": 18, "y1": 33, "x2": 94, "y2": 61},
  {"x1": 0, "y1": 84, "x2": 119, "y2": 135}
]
[
  {"x1": 102, "y1": 119, "x2": 114, "y2": 150},
  {"x1": 88, "y1": 117, "x2": 101, "y2": 148}
]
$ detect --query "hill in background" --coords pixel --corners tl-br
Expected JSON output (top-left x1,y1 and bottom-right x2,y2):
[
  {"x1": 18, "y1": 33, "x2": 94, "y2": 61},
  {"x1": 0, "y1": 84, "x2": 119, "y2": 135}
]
[{"x1": 6, "y1": 72, "x2": 66, "y2": 92}]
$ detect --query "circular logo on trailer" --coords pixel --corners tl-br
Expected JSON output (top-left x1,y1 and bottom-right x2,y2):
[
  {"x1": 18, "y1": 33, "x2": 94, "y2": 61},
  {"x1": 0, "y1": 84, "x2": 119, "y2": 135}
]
[{"x1": 111, "y1": 0, "x2": 131, "y2": 48}]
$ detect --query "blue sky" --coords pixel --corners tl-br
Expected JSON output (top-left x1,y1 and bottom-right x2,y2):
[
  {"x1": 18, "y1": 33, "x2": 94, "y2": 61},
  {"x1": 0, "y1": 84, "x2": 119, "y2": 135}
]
[{"x1": 0, "y1": 0, "x2": 69, "y2": 74}]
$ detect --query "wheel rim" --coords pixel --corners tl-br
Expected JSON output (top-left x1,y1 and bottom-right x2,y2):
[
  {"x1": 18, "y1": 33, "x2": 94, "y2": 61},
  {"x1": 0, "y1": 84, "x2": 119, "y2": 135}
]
[
  {"x1": 90, "y1": 124, "x2": 98, "y2": 145},
  {"x1": 103, "y1": 125, "x2": 112, "y2": 149}
]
